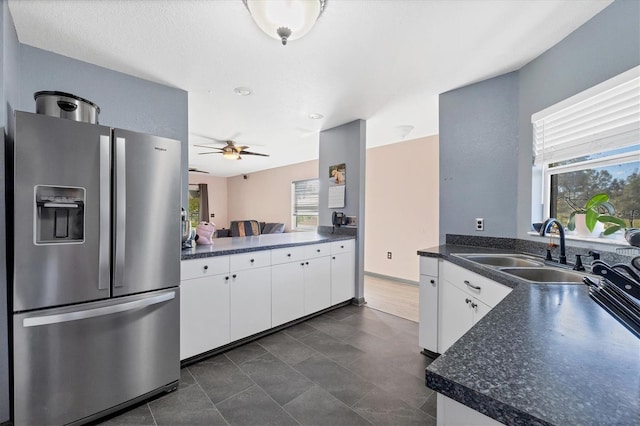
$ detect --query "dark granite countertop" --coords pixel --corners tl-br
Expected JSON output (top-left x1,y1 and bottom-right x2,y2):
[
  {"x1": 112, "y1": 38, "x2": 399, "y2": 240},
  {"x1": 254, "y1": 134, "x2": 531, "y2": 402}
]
[
  {"x1": 182, "y1": 232, "x2": 355, "y2": 260},
  {"x1": 418, "y1": 245, "x2": 640, "y2": 425}
]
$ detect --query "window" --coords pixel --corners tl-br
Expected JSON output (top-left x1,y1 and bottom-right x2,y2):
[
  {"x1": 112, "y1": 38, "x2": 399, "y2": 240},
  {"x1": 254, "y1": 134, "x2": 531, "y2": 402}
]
[
  {"x1": 291, "y1": 179, "x2": 319, "y2": 230},
  {"x1": 532, "y1": 66, "x2": 640, "y2": 239},
  {"x1": 188, "y1": 185, "x2": 201, "y2": 228}
]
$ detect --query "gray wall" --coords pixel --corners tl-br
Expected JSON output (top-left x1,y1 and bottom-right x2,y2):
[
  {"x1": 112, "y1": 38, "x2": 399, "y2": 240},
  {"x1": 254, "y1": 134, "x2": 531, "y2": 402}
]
[
  {"x1": 319, "y1": 120, "x2": 367, "y2": 299},
  {"x1": 0, "y1": 0, "x2": 19, "y2": 421},
  {"x1": 516, "y1": 0, "x2": 640, "y2": 238},
  {"x1": 19, "y1": 45, "x2": 189, "y2": 210},
  {"x1": 439, "y1": 0, "x2": 640, "y2": 247},
  {"x1": 439, "y1": 72, "x2": 519, "y2": 243}
]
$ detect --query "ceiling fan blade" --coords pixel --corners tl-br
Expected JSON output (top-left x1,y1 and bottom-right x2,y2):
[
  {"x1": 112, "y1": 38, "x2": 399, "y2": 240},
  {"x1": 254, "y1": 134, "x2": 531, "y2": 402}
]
[
  {"x1": 194, "y1": 144, "x2": 224, "y2": 150},
  {"x1": 240, "y1": 150, "x2": 270, "y2": 157},
  {"x1": 188, "y1": 167, "x2": 209, "y2": 174},
  {"x1": 190, "y1": 133, "x2": 227, "y2": 144},
  {"x1": 198, "y1": 151, "x2": 223, "y2": 155}
]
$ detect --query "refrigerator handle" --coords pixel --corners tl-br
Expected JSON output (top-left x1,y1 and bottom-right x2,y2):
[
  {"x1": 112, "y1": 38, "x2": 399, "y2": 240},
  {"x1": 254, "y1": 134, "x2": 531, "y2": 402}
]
[
  {"x1": 99, "y1": 135, "x2": 111, "y2": 291},
  {"x1": 114, "y1": 136, "x2": 126, "y2": 288},
  {"x1": 22, "y1": 291, "x2": 176, "y2": 327}
]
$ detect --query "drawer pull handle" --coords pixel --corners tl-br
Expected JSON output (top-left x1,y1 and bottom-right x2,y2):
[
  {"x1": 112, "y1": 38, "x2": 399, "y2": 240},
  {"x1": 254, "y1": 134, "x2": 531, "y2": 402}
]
[
  {"x1": 465, "y1": 298, "x2": 472, "y2": 304},
  {"x1": 301, "y1": 263, "x2": 305, "y2": 266},
  {"x1": 306, "y1": 262, "x2": 309, "y2": 265},
  {"x1": 232, "y1": 274, "x2": 237, "y2": 279},
  {"x1": 203, "y1": 265, "x2": 208, "y2": 270},
  {"x1": 287, "y1": 253, "x2": 291, "y2": 257},
  {"x1": 317, "y1": 249, "x2": 320, "y2": 252},
  {"x1": 430, "y1": 279, "x2": 435, "y2": 284},
  {"x1": 340, "y1": 245, "x2": 344, "y2": 248},
  {"x1": 225, "y1": 276, "x2": 229, "y2": 281},
  {"x1": 471, "y1": 302, "x2": 478, "y2": 309},
  {"x1": 332, "y1": 256, "x2": 336, "y2": 260},
  {"x1": 464, "y1": 280, "x2": 481, "y2": 290},
  {"x1": 250, "y1": 259, "x2": 255, "y2": 263}
]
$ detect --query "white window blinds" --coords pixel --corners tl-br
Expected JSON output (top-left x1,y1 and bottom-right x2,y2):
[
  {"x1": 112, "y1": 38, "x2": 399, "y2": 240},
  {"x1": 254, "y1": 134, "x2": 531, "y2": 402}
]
[
  {"x1": 292, "y1": 179, "x2": 319, "y2": 217},
  {"x1": 532, "y1": 66, "x2": 640, "y2": 165}
]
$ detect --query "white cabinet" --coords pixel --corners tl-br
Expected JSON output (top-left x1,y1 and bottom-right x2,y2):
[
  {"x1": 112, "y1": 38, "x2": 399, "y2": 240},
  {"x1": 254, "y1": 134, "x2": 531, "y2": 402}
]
[
  {"x1": 180, "y1": 255, "x2": 231, "y2": 360},
  {"x1": 272, "y1": 261, "x2": 305, "y2": 327},
  {"x1": 180, "y1": 274, "x2": 230, "y2": 360},
  {"x1": 419, "y1": 257, "x2": 439, "y2": 353},
  {"x1": 229, "y1": 266, "x2": 272, "y2": 340},
  {"x1": 437, "y1": 394, "x2": 504, "y2": 426},
  {"x1": 330, "y1": 240, "x2": 355, "y2": 305},
  {"x1": 439, "y1": 261, "x2": 511, "y2": 353},
  {"x1": 304, "y1": 256, "x2": 331, "y2": 314}
]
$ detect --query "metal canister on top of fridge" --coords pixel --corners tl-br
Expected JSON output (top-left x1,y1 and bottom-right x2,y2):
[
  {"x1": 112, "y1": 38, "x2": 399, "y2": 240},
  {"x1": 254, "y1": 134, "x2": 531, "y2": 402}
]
[{"x1": 34, "y1": 90, "x2": 100, "y2": 124}]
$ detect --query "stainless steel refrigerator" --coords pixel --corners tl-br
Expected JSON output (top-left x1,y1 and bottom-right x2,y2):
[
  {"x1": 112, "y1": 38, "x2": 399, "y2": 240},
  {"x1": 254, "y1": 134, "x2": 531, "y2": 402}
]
[{"x1": 9, "y1": 111, "x2": 181, "y2": 425}]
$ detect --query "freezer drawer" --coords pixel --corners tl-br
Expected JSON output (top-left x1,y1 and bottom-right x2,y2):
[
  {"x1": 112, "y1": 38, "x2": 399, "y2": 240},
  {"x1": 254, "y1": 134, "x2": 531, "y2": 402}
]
[{"x1": 13, "y1": 288, "x2": 180, "y2": 426}]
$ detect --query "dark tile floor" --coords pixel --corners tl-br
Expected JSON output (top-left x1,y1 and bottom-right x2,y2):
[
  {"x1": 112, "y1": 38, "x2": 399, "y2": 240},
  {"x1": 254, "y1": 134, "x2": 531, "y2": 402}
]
[{"x1": 100, "y1": 305, "x2": 436, "y2": 426}]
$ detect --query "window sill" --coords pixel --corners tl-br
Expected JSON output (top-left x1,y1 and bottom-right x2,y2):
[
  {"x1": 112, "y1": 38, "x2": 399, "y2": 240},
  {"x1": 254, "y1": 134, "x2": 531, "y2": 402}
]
[{"x1": 527, "y1": 231, "x2": 640, "y2": 254}]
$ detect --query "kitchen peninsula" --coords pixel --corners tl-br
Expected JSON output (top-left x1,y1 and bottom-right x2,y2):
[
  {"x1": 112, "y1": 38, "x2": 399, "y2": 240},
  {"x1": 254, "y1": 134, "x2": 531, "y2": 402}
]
[
  {"x1": 180, "y1": 232, "x2": 357, "y2": 363},
  {"x1": 418, "y1": 243, "x2": 640, "y2": 426}
]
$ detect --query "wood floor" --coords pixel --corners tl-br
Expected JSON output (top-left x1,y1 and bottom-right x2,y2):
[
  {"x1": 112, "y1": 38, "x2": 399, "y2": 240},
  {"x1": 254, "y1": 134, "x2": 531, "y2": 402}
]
[{"x1": 364, "y1": 275, "x2": 419, "y2": 322}]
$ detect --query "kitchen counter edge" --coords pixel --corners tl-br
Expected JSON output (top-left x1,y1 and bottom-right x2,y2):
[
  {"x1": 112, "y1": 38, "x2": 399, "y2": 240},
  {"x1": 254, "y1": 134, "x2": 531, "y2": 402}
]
[{"x1": 182, "y1": 233, "x2": 355, "y2": 260}]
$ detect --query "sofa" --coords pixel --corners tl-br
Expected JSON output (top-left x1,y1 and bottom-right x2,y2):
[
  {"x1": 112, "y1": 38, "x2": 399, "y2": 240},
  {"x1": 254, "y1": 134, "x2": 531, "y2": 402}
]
[{"x1": 216, "y1": 220, "x2": 285, "y2": 238}]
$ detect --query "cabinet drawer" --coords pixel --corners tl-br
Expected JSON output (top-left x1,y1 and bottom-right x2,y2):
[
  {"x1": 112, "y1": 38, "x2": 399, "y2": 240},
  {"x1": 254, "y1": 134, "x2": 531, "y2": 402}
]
[
  {"x1": 331, "y1": 239, "x2": 354, "y2": 254},
  {"x1": 271, "y1": 246, "x2": 306, "y2": 265},
  {"x1": 420, "y1": 256, "x2": 439, "y2": 277},
  {"x1": 442, "y1": 261, "x2": 511, "y2": 307},
  {"x1": 230, "y1": 250, "x2": 271, "y2": 272},
  {"x1": 305, "y1": 243, "x2": 331, "y2": 259},
  {"x1": 181, "y1": 256, "x2": 229, "y2": 281}
]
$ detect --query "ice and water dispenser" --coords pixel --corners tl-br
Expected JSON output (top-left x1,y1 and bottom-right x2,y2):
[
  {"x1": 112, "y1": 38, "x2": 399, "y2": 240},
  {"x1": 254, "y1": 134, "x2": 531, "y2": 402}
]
[{"x1": 34, "y1": 185, "x2": 85, "y2": 244}]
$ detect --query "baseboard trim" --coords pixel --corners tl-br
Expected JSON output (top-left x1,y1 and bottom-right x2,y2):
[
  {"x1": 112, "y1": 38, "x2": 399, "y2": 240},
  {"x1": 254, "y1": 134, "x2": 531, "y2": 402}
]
[{"x1": 364, "y1": 271, "x2": 418, "y2": 286}]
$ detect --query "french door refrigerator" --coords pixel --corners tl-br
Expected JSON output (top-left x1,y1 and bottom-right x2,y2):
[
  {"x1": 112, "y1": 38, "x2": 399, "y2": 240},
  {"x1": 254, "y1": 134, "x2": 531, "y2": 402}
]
[{"x1": 10, "y1": 111, "x2": 181, "y2": 425}]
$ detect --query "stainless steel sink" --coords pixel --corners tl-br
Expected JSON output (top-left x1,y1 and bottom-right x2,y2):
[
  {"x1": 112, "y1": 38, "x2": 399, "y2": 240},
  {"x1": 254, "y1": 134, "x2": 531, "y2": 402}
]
[
  {"x1": 459, "y1": 254, "x2": 545, "y2": 268},
  {"x1": 499, "y1": 267, "x2": 585, "y2": 284}
]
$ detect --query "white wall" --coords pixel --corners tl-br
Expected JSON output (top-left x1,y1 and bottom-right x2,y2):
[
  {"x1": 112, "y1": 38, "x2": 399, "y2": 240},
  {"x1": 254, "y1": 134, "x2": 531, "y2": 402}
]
[
  {"x1": 226, "y1": 160, "x2": 318, "y2": 231},
  {"x1": 365, "y1": 135, "x2": 439, "y2": 282}
]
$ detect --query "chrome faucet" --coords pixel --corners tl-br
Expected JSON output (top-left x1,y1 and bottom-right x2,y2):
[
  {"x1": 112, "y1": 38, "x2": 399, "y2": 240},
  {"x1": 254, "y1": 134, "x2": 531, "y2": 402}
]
[{"x1": 539, "y1": 218, "x2": 567, "y2": 265}]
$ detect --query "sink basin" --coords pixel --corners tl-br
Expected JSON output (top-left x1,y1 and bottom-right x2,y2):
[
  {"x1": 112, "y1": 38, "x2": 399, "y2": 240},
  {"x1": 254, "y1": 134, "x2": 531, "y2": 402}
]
[
  {"x1": 499, "y1": 267, "x2": 585, "y2": 284},
  {"x1": 460, "y1": 254, "x2": 545, "y2": 268}
]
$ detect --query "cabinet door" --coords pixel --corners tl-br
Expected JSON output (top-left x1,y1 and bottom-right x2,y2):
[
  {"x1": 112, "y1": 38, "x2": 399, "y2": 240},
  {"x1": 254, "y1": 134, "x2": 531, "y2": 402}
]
[
  {"x1": 419, "y1": 274, "x2": 438, "y2": 353},
  {"x1": 439, "y1": 281, "x2": 473, "y2": 353},
  {"x1": 272, "y1": 262, "x2": 305, "y2": 327},
  {"x1": 330, "y1": 251, "x2": 355, "y2": 305},
  {"x1": 304, "y1": 256, "x2": 331, "y2": 314},
  {"x1": 230, "y1": 266, "x2": 272, "y2": 341},
  {"x1": 180, "y1": 274, "x2": 230, "y2": 360},
  {"x1": 472, "y1": 298, "x2": 491, "y2": 325}
]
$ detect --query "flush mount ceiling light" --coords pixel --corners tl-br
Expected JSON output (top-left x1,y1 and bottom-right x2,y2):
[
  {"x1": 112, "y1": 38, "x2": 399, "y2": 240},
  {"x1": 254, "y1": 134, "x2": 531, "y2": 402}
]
[
  {"x1": 242, "y1": 0, "x2": 326, "y2": 46},
  {"x1": 234, "y1": 86, "x2": 253, "y2": 96},
  {"x1": 308, "y1": 112, "x2": 323, "y2": 119}
]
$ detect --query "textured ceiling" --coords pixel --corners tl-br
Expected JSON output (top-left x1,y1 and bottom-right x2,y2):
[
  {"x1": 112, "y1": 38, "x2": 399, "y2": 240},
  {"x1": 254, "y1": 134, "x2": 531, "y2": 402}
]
[{"x1": 9, "y1": 0, "x2": 612, "y2": 177}]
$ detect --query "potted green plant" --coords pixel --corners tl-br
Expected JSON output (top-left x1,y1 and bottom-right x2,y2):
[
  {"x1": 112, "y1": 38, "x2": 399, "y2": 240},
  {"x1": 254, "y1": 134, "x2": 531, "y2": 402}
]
[{"x1": 567, "y1": 193, "x2": 627, "y2": 237}]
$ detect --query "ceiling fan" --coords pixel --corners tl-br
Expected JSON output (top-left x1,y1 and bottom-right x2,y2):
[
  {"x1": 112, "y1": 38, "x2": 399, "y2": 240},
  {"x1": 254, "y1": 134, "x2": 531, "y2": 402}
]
[{"x1": 196, "y1": 140, "x2": 269, "y2": 160}]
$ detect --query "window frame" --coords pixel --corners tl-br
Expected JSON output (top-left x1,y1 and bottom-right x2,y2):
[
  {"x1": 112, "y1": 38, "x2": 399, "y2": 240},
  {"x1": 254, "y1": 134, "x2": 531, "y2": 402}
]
[
  {"x1": 531, "y1": 66, "x2": 640, "y2": 243},
  {"x1": 291, "y1": 178, "x2": 319, "y2": 231}
]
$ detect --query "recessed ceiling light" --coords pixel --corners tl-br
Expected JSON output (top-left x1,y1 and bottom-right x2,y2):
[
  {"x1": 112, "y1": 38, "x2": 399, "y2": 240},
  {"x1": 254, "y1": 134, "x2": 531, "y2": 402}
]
[
  {"x1": 234, "y1": 87, "x2": 253, "y2": 96},
  {"x1": 308, "y1": 113, "x2": 323, "y2": 120}
]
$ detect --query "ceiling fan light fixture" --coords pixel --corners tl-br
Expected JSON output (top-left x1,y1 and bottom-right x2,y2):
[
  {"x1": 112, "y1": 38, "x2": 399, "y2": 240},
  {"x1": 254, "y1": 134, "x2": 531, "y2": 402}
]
[
  {"x1": 243, "y1": 0, "x2": 325, "y2": 46},
  {"x1": 308, "y1": 112, "x2": 323, "y2": 119},
  {"x1": 223, "y1": 150, "x2": 240, "y2": 160}
]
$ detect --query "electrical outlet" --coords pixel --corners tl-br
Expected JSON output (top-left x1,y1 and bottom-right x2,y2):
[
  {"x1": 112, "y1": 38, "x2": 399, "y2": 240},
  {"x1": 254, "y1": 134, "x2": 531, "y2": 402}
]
[
  {"x1": 346, "y1": 216, "x2": 357, "y2": 226},
  {"x1": 387, "y1": 252, "x2": 392, "y2": 259},
  {"x1": 475, "y1": 218, "x2": 484, "y2": 231}
]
